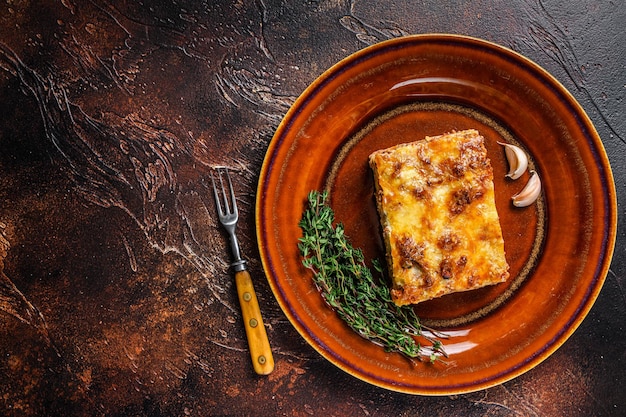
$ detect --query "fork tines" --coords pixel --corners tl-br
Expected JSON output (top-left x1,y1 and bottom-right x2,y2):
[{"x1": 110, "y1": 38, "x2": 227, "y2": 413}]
[{"x1": 211, "y1": 167, "x2": 238, "y2": 221}]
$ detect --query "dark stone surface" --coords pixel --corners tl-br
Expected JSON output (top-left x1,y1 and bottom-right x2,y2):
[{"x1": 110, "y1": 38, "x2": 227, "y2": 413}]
[{"x1": 0, "y1": 0, "x2": 624, "y2": 415}]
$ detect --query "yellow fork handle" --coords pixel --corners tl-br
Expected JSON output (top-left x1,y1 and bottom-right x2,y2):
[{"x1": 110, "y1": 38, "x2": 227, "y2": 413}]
[{"x1": 235, "y1": 269, "x2": 275, "y2": 375}]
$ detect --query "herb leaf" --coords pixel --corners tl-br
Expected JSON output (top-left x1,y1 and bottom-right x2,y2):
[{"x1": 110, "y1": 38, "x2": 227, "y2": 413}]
[{"x1": 298, "y1": 190, "x2": 446, "y2": 362}]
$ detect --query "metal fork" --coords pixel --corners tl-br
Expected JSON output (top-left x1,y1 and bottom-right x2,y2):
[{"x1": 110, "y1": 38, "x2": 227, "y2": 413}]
[{"x1": 210, "y1": 167, "x2": 274, "y2": 375}]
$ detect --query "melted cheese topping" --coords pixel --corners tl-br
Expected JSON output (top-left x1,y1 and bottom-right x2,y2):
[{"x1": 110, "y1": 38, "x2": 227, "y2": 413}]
[{"x1": 369, "y1": 129, "x2": 509, "y2": 306}]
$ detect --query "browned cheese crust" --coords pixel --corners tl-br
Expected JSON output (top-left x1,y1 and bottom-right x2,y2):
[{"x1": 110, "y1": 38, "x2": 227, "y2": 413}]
[{"x1": 369, "y1": 129, "x2": 509, "y2": 306}]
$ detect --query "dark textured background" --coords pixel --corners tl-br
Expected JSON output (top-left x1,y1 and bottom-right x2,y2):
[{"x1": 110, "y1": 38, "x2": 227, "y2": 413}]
[{"x1": 1, "y1": 1, "x2": 624, "y2": 416}]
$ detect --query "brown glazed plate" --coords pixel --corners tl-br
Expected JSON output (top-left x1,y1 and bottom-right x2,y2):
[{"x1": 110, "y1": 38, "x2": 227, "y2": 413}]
[{"x1": 255, "y1": 34, "x2": 617, "y2": 395}]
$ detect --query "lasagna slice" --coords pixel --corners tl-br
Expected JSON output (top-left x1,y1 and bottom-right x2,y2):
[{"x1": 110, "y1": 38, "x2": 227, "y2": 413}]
[{"x1": 369, "y1": 129, "x2": 509, "y2": 306}]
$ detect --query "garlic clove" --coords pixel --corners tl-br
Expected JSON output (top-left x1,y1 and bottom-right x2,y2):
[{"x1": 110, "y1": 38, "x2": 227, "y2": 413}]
[
  {"x1": 512, "y1": 170, "x2": 541, "y2": 207},
  {"x1": 498, "y1": 142, "x2": 528, "y2": 180}
]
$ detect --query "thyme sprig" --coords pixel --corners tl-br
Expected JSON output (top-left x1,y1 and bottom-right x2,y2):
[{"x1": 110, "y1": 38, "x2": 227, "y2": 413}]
[{"x1": 298, "y1": 190, "x2": 446, "y2": 362}]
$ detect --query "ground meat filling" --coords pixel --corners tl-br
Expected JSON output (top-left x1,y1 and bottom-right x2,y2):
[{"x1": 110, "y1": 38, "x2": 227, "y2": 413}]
[{"x1": 396, "y1": 235, "x2": 424, "y2": 269}]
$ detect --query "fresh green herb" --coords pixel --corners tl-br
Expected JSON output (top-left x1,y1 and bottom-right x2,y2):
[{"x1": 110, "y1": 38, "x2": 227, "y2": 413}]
[{"x1": 298, "y1": 190, "x2": 446, "y2": 362}]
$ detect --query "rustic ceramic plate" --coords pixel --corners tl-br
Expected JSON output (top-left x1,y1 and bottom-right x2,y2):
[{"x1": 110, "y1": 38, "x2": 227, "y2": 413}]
[{"x1": 256, "y1": 34, "x2": 616, "y2": 395}]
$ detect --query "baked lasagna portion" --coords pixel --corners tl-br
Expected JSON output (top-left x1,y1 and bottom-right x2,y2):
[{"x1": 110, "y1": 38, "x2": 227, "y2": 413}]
[{"x1": 369, "y1": 129, "x2": 509, "y2": 306}]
